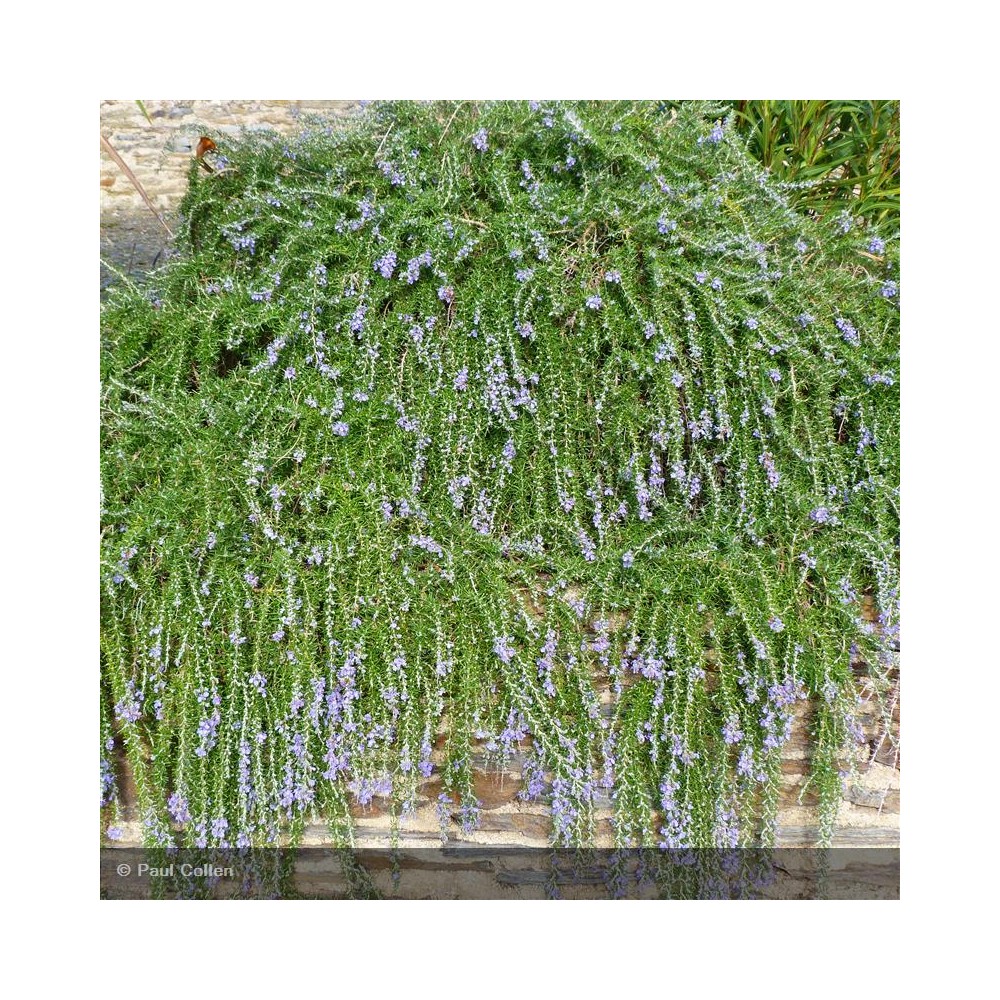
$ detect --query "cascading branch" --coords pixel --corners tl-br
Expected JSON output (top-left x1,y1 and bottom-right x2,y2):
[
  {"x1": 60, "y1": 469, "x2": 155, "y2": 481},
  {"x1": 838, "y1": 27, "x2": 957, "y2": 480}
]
[{"x1": 100, "y1": 100, "x2": 899, "y2": 851}]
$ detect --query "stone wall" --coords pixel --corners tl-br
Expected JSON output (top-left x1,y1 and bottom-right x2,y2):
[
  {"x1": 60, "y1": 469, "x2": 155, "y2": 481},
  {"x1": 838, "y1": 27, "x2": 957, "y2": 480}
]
[
  {"x1": 107, "y1": 667, "x2": 900, "y2": 850},
  {"x1": 100, "y1": 100, "x2": 362, "y2": 290},
  {"x1": 100, "y1": 100, "x2": 900, "y2": 853}
]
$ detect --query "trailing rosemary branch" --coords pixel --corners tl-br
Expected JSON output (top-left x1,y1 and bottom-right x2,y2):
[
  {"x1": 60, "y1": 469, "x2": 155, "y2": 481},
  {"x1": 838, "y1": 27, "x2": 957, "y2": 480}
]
[{"x1": 100, "y1": 100, "x2": 899, "y2": 850}]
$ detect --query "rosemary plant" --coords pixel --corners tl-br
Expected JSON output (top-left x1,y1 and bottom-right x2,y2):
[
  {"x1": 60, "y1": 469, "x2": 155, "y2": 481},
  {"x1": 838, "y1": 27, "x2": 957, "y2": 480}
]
[{"x1": 100, "y1": 100, "x2": 899, "y2": 850}]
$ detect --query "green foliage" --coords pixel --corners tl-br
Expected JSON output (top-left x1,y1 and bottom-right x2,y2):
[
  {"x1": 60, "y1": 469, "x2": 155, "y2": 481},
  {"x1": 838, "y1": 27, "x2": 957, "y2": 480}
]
[
  {"x1": 726, "y1": 100, "x2": 900, "y2": 224},
  {"x1": 100, "y1": 101, "x2": 899, "y2": 851}
]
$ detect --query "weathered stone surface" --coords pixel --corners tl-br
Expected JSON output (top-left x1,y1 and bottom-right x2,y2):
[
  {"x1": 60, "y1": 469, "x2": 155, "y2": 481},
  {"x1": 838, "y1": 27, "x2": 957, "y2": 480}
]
[
  {"x1": 418, "y1": 777, "x2": 445, "y2": 804},
  {"x1": 775, "y1": 825, "x2": 899, "y2": 847},
  {"x1": 509, "y1": 813, "x2": 554, "y2": 839},
  {"x1": 473, "y1": 770, "x2": 522, "y2": 810},
  {"x1": 847, "y1": 785, "x2": 889, "y2": 809},
  {"x1": 780, "y1": 780, "x2": 819, "y2": 809},
  {"x1": 595, "y1": 818, "x2": 616, "y2": 841},
  {"x1": 349, "y1": 798, "x2": 390, "y2": 820},
  {"x1": 100, "y1": 99, "x2": 362, "y2": 292}
]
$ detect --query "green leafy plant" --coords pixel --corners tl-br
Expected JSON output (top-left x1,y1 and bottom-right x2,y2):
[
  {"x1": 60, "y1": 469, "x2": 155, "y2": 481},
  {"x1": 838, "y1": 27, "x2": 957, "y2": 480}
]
[
  {"x1": 726, "y1": 100, "x2": 900, "y2": 224},
  {"x1": 100, "y1": 101, "x2": 899, "y2": 854}
]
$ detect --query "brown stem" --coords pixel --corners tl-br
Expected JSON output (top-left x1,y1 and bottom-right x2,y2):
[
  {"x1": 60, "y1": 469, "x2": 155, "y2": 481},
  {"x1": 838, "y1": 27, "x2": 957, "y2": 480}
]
[{"x1": 100, "y1": 133, "x2": 173, "y2": 238}]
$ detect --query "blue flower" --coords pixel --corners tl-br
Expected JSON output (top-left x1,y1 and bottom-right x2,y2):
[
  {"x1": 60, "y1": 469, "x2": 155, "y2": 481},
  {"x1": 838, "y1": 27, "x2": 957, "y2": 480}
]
[
  {"x1": 722, "y1": 715, "x2": 743, "y2": 745},
  {"x1": 373, "y1": 251, "x2": 397, "y2": 278},
  {"x1": 699, "y1": 123, "x2": 724, "y2": 145},
  {"x1": 758, "y1": 452, "x2": 780, "y2": 489},
  {"x1": 168, "y1": 792, "x2": 191, "y2": 824},
  {"x1": 836, "y1": 317, "x2": 860, "y2": 347},
  {"x1": 492, "y1": 635, "x2": 515, "y2": 664}
]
